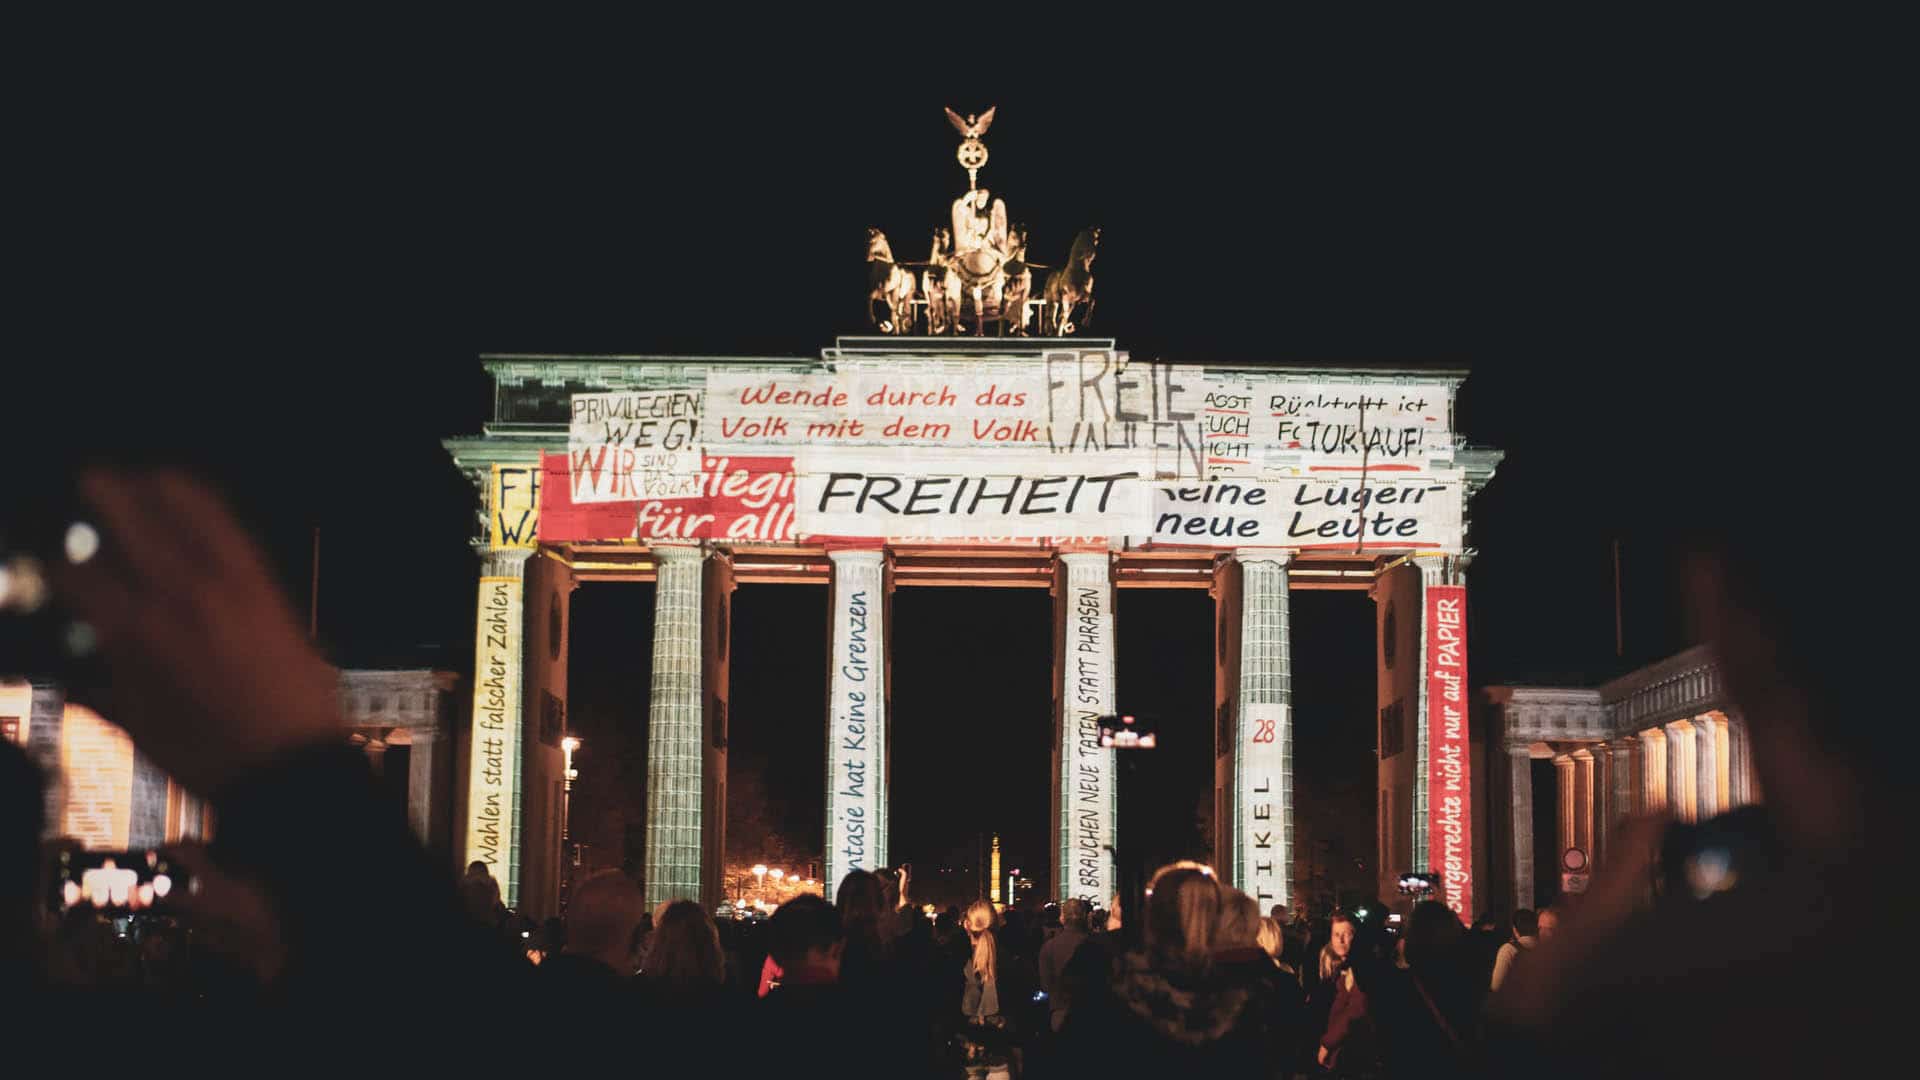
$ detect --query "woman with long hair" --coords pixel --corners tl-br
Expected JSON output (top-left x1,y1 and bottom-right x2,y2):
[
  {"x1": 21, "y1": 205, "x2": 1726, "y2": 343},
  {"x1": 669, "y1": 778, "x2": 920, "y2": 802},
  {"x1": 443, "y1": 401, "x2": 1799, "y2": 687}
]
[
  {"x1": 834, "y1": 869, "x2": 889, "y2": 987},
  {"x1": 957, "y1": 899, "x2": 1013, "y2": 1078},
  {"x1": 639, "y1": 899, "x2": 725, "y2": 996},
  {"x1": 1215, "y1": 891, "x2": 1264, "y2": 956},
  {"x1": 1142, "y1": 864, "x2": 1221, "y2": 971},
  {"x1": 1060, "y1": 864, "x2": 1297, "y2": 1075}
]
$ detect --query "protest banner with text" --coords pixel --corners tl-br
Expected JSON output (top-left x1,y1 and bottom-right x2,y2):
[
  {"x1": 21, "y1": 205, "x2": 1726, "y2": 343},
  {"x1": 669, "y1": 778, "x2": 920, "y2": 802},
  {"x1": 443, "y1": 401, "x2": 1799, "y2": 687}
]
[
  {"x1": 1426, "y1": 584, "x2": 1472, "y2": 918},
  {"x1": 1149, "y1": 474, "x2": 1463, "y2": 549},
  {"x1": 567, "y1": 389, "x2": 704, "y2": 503},
  {"x1": 1203, "y1": 377, "x2": 1452, "y2": 474}
]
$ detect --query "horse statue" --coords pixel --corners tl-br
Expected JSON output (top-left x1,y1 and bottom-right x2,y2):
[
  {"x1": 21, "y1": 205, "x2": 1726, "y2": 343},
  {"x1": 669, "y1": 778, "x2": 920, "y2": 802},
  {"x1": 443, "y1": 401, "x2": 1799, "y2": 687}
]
[
  {"x1": 866, "y1": 227, "x2": 917, "y2": 334},
  {"x1": 1001, "y1": 223, "x2": 1034, "y2": 335},
  {"x1": 1042, "y1": 226, "x2": 1099, "y2": 335},
  {"x1": 922, "y1": 226, "x2": 958, "y2": 335}
]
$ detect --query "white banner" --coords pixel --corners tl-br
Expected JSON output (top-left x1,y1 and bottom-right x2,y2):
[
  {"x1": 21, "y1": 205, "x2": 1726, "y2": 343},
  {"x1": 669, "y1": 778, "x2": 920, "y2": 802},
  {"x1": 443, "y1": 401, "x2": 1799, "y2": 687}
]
[
  {"x1": 463, "y1": 576, "x2": 522, "y2": 898},
  {"x1": 1203, "y1": 377, "x2": 1452, "y2": 473},
  {"x1": 1060, "y1": 558, "x2": 1115, "y2": 905},
  {"x1": 1149, "y1": 473, "x2": 1463, "y2": 550},
  {"x1": 1240, "y1": 702, "x2": 1288, "y2": 909},
  {"x1": 707, "y1": 369, "x2": 1050, "y2": 450},
  {"x1": 796, "y1": 447, "x2": 1147, "y2": 539},
  {"x1": 824, "y1": 556, "x2": 886, "y2": 897},
  {"x1": 567, "y1": 389, "x2": 704, "y2": 503}
]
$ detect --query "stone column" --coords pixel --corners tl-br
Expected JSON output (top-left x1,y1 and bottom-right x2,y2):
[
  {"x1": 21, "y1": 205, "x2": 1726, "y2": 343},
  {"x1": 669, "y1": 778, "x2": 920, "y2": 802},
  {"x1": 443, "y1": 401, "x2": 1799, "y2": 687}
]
[
  {"x1": 1607, "y1": 736, "x2": 1637, "y2": 837},
  {"x1": 1232, "y1": 551, "x2": 1292, "y2": 910},
  {"x1": 1664, "y1": 719, "x2": 1697, "y2": 823},
  {"x1": 1508, "y1": 746, "x2": 1533, "y2": 911},
  {"x1": 1055, "y1": 551, "x2": 1117, "y2": 907},
  {"x1": 463, "y1": 545, "x2": 531, "y2": 906},
  {"x1": 1725, "y1": 711, "x2": 1753, "y2": 807},
  {"x1": 1638, "y1": 728, "x2": 1666, "y2": 815},
  {"x1": 127, "y1": 750, "x2": 169, "y2": 850},
  {"x1": 1696, "y1": 713, "x2": 1726, "y2": 820},
  {"x1": 824, "y1": 547, "x2": 888, "y2": 899},
  {"x1": 644, "y1": 544, "x2": 706, "y2": 910},
  {"x1": 1554, "y1": 754, "x2": 1575, "y2": 860},
  {"x1": 407, "y1": 723, "x2": 443, "y2": 852},
  {"x1": 1571, "y1": 749, "x2": 1595, "y2": 857},
  {"x1": 26, "y1": 682, "x2": 66, "y2": 839}
]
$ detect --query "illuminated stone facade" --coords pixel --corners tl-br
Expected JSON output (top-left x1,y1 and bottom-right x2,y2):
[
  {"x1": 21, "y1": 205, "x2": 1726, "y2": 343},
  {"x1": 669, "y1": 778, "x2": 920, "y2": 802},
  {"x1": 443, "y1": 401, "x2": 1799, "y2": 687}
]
[
  {"x1": 444, "y1": 339, "x2": 1504, "y2": 916},
  {"x1": 1485, "y1": 644, "x2": 1753, "y2": 910}
]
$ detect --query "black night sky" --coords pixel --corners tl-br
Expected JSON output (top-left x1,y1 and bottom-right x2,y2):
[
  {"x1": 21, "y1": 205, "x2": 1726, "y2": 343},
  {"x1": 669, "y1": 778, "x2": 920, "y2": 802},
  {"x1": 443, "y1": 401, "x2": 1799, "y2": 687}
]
[{"x1": 11, "y1": 48, "x2": 1759, "y2": 906}]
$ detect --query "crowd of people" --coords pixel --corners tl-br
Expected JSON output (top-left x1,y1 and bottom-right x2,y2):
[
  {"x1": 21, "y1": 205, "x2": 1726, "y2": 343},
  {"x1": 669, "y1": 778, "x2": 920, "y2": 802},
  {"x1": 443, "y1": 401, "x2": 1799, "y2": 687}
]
[
  {"x1": 1, "y1": 466, "x2": 1902, "y2": 1073},
  {"x1": 366, "y1": 843, "x2": 1583, "y2": 1077}
]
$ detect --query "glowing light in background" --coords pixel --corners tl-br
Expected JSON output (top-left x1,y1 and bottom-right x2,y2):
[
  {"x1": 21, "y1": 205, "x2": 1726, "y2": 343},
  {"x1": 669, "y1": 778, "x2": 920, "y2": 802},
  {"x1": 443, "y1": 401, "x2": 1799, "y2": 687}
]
[{"x1": 65, "y1": 521, "x2": 101, "y2": 564}]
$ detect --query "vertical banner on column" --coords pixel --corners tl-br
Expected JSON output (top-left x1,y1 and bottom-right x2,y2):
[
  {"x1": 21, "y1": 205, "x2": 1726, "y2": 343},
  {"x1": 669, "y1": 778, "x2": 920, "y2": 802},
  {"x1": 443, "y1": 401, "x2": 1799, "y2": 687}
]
[
  {"x1": 1062, "y1": 557, "x2": 1115, "y2": 905},
  {"x1": 465, "y1": 576, "x2": 523, "y2": 895},
  {"x1": 825, "y1": 555, "x2": 883, "y2": 896},
  {"x1": 1241, "y1": 702, "x2": 1287, "y2": 909},
  {"x1": 1425, "y1": 584, "x2": 1471, "y2": 918}
]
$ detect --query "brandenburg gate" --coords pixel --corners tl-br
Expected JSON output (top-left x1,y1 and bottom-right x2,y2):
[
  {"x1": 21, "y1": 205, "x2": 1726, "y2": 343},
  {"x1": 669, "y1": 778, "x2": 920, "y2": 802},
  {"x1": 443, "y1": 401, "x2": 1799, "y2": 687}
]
[
  {"x1": 443, "y1": 339, "x2": 1502, "y2": 919},
  {"x1": 439, "y1": 106, "x2": 1501, "y2": 920}
]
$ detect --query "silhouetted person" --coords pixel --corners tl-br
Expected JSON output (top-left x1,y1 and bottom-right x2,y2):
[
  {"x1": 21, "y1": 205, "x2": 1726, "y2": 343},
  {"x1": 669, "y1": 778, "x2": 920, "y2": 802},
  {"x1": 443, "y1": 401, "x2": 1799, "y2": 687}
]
[
  {"x1": 1, "y1": 741, "x2": 43, "y2": 997},
  {"x1": 1489, "y1": 908, "x2": 1537, "y2": 991},
  {"x1": 1038, "y1": 897, "x2": 1092, "y2": 1032},
  {"x1": 1058, "y1": 866, "x2": 1295, "y2": 1078},
  {"x1": 542, "y1": 869, "x2": 643, "y2": 996},
  {"x1": 637, "y1": 898, "x2": 728, "y2": 1028},
  {"x1": 1372, "y1": 901, "x2": 1478, "y2": 1077}
]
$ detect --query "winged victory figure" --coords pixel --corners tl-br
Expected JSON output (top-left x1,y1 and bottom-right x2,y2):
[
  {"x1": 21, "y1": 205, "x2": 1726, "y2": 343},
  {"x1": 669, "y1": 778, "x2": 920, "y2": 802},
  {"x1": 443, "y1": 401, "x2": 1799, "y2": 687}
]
[{"x1": 945, "y1": 106, "x2": 996, "y2": 139}]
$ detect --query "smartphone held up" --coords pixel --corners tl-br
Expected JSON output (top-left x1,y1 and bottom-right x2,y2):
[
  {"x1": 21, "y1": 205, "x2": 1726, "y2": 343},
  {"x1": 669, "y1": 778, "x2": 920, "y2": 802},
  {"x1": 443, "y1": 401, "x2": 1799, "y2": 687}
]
[
  {"x1": 1097, "y1": 714, "x2": 1157, "y2": 749},
  {"x1": 51, "y1": 847, "x2": 190, "y2": 913}
]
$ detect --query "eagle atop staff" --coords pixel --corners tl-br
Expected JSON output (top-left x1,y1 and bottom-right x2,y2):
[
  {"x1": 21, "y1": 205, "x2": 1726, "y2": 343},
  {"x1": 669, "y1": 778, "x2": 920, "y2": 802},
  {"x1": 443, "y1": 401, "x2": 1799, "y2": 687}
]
[{"x1": 945, "y1": 106, "x2": 995, "y2": 139}]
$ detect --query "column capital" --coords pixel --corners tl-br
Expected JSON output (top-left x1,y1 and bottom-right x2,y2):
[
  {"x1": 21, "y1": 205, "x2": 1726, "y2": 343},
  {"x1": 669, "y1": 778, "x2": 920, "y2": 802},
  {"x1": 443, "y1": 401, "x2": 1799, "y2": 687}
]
[
  {"x1": 649, "y1": 543, "x2": 706, "y2": 565},
  {"x1": 1412, "y1": 552, "x2": 1471, "y2": 585},
  {"x1": 472, "y1": 545, "x2": 533, "y2": 577},
  {"x1": 827, "y1": 547, "x2": 886, "y2": 567},
  {"x1": 1233, "y1": 549, "x2": 1293, "y2": 569},
  {"x1": 1057, "y1": 549, "x2": 1111, "y2": 569}
]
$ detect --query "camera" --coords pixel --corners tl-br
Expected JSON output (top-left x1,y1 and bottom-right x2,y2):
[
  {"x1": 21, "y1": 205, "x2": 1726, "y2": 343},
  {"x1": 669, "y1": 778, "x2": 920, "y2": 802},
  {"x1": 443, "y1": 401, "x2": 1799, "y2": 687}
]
[{"x1": 1658, "y1": 806, "x2": 1774, "y2": 902}]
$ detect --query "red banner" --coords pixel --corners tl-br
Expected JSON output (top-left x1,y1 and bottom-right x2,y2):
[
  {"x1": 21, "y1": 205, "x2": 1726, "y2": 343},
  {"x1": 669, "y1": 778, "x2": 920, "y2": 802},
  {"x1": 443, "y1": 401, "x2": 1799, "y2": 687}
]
[
  {"x1": 1425, "y1": 584, "x2": 1471, "y2": 919},
  {"x1": 538, "y1": 451, "x2": 797, "y2": 543}
]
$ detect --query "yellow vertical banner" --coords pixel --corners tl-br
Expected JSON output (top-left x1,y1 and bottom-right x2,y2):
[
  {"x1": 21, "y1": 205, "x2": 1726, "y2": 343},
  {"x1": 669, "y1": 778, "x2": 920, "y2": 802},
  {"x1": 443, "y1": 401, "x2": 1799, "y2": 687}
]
[
  {"x1": 464, "y1": 576, "x2": 523, "y2": 893},
  {"x1": 489, "y1": 463, "x2": 541, "y2": 549}
]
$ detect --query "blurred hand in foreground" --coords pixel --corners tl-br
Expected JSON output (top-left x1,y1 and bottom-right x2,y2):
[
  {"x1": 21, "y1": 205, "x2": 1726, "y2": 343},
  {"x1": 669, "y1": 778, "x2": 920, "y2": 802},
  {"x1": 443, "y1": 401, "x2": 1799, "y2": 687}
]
[{"x1": 55, "y1": 468, "x2": 339, "y2": 793}]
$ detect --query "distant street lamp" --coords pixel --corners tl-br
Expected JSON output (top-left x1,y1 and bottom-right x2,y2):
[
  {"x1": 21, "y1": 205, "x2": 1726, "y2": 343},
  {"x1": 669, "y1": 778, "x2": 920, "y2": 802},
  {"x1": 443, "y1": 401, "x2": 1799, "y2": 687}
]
[
  {"x1": 770, "y1": 868, "x2": 785, "y2": 882},
  {"x1": 752, "y1": 864, "x2": 768, "y2": 896}
]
